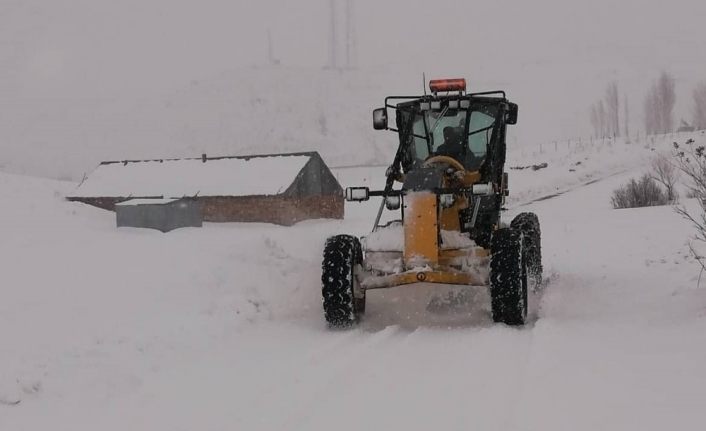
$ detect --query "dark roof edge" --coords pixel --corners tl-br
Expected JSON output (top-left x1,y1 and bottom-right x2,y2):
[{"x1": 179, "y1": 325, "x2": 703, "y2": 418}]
[
  {"x1": 99, "y1": 151, "x2": 320, "y2": 166},
  {"x1": 67, "y1": 193, "x2": 315, "y2": 200}
]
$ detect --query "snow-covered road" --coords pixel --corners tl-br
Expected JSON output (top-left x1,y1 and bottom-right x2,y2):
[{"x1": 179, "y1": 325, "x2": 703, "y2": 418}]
[{"x1": 2, "y1": 135, "x2": 706, "y2": 430}]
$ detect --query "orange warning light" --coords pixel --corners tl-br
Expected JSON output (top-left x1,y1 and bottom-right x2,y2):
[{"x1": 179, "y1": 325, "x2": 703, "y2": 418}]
[{"x1": 429, "y1": 78, "x2": 466, "y2": 93}]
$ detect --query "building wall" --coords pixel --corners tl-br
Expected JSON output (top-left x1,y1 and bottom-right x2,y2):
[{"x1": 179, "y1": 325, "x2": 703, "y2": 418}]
[
  {"x1": 68, "y1": 151, "x2": 345, "y2": 225},
  {"x1": 284, "y1": 153, "x2": 343, "y2": 198},
  {"x1": 200, "y1": 195, "x2": 343, "y2": 225},
  {"x1": 69, "y1": 194, "x2": 343, "y2": 226}
]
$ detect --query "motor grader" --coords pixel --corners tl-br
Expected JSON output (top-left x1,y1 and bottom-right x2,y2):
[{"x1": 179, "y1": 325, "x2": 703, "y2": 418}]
[{"x1": 322, "y1": 78, "x2": 542, "y2": 327}]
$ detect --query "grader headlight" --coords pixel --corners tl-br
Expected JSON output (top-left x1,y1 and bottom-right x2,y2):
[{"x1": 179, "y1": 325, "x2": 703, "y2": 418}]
[
  {"x1": 345, "y1": 187, "x2": 370, "y2": 202},
  {"x1": 385, "y1": 195, "x2": 401, "y2": 210},
  {"x1": 439, "y1": 194, "x2": 455, "y2": 208},
  {"x1": 471, "y1": 183, "x2": 495, "y2": 196}
]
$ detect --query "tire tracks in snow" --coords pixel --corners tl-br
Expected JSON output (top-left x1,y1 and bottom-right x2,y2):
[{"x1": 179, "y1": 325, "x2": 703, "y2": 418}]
[
  {"x1": 500, "y1": 282, "x2": 555, "y2": 431},
  {"x1": 279, "y1": 325, "x2": 404, "y2": 429},
  {"x1": 512, "y1": 168, "x2": 630, "y2": 209},
  {"x1": 497, "y1": 168, "x2": 631, "y2": 430}
]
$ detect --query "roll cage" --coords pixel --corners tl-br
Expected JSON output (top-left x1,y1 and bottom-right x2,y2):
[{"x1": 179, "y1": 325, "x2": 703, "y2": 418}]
[{"x1": 377, "y1": 91, "x2": 516, "y2": 193}]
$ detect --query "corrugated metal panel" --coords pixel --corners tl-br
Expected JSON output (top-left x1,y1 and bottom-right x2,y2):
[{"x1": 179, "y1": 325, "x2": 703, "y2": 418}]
[
  {"x1": 116, "y1": 198, "x2": 202, "y2": 232},
  {"x1": 284, "y1": 153, "x2": 343, "y2": 197}
]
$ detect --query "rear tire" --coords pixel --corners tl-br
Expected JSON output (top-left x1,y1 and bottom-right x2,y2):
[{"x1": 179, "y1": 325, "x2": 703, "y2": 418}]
[
  {"x1": 511, "y1": 212, "x2": 543, "y2": 287},
  {"x1": 489, "y1": 228, "x2": 528, "y2": 326},
  {"x1": 322, "y1": 235, "x2": 364, "y2": 327}
]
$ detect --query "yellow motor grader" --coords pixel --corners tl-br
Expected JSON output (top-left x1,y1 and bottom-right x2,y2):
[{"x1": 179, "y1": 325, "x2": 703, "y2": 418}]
[{"x1": 322, "y1": 78, "x2": 542, "y2": 327}]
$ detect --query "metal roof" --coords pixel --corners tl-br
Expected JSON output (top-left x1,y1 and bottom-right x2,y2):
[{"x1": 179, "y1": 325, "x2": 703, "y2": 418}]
[{"x1": 69, "y1": 152, "x2": 339, "y2": 199}]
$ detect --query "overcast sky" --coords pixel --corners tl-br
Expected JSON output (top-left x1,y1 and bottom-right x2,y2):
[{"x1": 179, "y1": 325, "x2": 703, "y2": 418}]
[
  {"x1": 4, "y1": 0, "x2": 705, "y2": 95},
  {"x1": 2, "y1": 0, "x2": 706, "y2": 176}
]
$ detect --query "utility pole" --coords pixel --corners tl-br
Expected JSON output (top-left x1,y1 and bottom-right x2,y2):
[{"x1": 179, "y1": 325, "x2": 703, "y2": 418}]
[
  {"x1": 329, "y1": 0, "x2": 337, "y2": 69},
  {"x1": 327, "y1": 0, "x2": 357, "y2": 70},
  {"x1": 267, "y1": 29, "x2": 279, "y2": 66},
  {"x1": 345, "y1": 0, "x2": 356, "y2": 69},
  {"x1": 624, "y1": 95, "x2": 629, "y2": 138}
]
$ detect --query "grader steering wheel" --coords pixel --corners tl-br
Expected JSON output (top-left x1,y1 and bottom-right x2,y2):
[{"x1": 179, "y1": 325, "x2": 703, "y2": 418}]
[{"x1": 422, "y1": 155, "x2": 465, "y2": 172}]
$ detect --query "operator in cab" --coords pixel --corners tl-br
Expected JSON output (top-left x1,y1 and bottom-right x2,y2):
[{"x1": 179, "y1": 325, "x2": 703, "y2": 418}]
[
  {"x1": 436, "y1": 127, "x2": 463, "y2": 159},
  {"x1": 436, "y1": 126, "x2": 480, "y2": 169}
]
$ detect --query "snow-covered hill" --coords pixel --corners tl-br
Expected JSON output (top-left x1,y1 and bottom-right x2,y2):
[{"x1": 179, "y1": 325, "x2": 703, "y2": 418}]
[
  {"x1": 1, "y1": 132, "x2": 706, "y2": 430},
  {"x1": 5, "y1": 59, "x2": 704, "y2": 183}
]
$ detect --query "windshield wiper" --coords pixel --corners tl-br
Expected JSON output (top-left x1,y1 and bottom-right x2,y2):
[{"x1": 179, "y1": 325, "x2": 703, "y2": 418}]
[
  {"x1": 468, "y1": 123, "x2": 495, "y2": 136},
  {"x1": 428, "y1": 106, "x2": 449, "y2": 137}
]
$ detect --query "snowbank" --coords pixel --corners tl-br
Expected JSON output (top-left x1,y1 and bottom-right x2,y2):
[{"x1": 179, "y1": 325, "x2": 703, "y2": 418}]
[{"x1": 2, "y1": 131, "x2": 706, "y2": 430}]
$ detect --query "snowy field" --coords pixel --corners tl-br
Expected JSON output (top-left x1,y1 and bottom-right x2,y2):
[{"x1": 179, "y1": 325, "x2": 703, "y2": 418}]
[{"x1": 2, "y1": 133, "x2": 706, "y2": 430}]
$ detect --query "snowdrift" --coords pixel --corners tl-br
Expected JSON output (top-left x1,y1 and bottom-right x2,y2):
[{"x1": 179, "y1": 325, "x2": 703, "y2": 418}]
[{"x1": 1, "y1": 131, "x2": 706, "y2": 430}]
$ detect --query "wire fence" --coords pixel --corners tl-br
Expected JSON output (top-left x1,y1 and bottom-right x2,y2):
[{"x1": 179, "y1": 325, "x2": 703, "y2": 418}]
[
  {"x1": 516, "y1": 129, "x2": 706, "y2": 160},
  {"x1": 330, "y1": 130, "x2": 706, "y2": 170}
]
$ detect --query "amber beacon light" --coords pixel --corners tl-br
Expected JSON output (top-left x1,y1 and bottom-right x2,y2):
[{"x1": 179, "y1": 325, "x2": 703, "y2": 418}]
[{"x1": 429, "y1": 78, "x2": 466, "y2": 93}]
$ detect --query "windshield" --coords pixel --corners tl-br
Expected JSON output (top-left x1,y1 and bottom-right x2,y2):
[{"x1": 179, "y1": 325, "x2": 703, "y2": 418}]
[{"x1": 406, "y1": 103, "x2": 498, "y2": 171}]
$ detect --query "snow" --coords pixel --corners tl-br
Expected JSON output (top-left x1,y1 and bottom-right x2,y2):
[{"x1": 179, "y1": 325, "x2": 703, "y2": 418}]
[
  {"x1": 362, "y1": 223, "x2": 477, "y2": 254},
  {"x1": 440, "y1": 229, "x2": 476, "y2": 249},
  {"x1": 363, "y1": 223, "x2": 403, "y2": 251},
  {"x1": 115, "y1": 198, "x2": 180, "y2": 206},
  {"x1": 2, "y1": 132, "x2": 706, "y2": 430},
  {"x1": 363, "y1": 226, "x2": 476, "y2": 253},
  {"x1": 70, "y1": 155, "x2": 312, "y2": 198}
]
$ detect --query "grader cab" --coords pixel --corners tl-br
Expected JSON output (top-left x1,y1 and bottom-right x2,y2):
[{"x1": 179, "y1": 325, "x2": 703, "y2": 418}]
[{"x1": 322, "y1": 78, "x2": 542, "y2": 327}]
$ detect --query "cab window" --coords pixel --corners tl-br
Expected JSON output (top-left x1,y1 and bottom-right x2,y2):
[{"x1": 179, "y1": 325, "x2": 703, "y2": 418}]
[{"x1": 468, "y1": 110, "x2": 495, "y2": 159}]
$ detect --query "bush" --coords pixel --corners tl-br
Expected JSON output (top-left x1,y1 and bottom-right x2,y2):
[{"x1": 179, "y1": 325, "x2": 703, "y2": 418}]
[
  {"x1": 673, "y1": 138, "x2": 706, "y2": 280},
  {"x1": 611, "y1": 174, "x2": 670, "y2": 209},
  {"x1": 686, "y1": 188, "x2": 701, "y2": 199},
  {"x1": 650, "y1": 154, "x2": 679, "y2": 202},
  {"x1": 674, "y1": 139, "x2": 706, "y2": 201}
]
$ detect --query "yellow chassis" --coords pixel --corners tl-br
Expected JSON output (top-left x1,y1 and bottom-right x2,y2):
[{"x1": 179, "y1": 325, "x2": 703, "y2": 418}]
[
  {"x1": 358, "y1": 162, "x2": 492, "y2": 292},
  {"x1": 359, "y1": 248, "x2": 490, "y2": 290},
  {"x1": 360, "y1": 269, "x2": 487, "y2": 290}
]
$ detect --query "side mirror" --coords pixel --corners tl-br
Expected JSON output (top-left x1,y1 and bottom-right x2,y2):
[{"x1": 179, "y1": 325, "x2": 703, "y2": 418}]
[
  {"x1": 373, "y1": 108, "x2": 388, "y2": 130},
  {"x1": 506, "y1": 103, "x2": 518, "y2": 125}
]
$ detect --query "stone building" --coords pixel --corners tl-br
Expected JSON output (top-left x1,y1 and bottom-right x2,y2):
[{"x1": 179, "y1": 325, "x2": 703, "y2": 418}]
[{"x1": 67, "y1": 152, "x2": 343, "y2": 225}]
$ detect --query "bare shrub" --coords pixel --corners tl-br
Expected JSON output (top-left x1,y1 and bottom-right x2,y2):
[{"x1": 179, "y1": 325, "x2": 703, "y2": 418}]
[
  {"x1": 651, "y1": 154, "x2": 679, "y2": 202},
  {"x1": 686, "y1": 188, "x2": 700, "y2": 199},
  {"x1": 611, "y1": 174, "x2": 669, "y2": 209},
  {"x1": 673, "y1": 139, "x2": 706, "y2": 276},
  {"x1": 674, "y1": 139, "x2": 706, "y2": 201}
]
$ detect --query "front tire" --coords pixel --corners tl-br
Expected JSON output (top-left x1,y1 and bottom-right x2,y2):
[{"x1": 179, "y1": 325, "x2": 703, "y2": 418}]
[
  {"x1": 511, "y1": 212, "x2": 543, "y2": 287},
  {"x1": 322, "y1": 235, "x2": 364, "y2": 327},
  {"x1": 489, "y1": 228, "x2": 528, "y2": 326}
]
